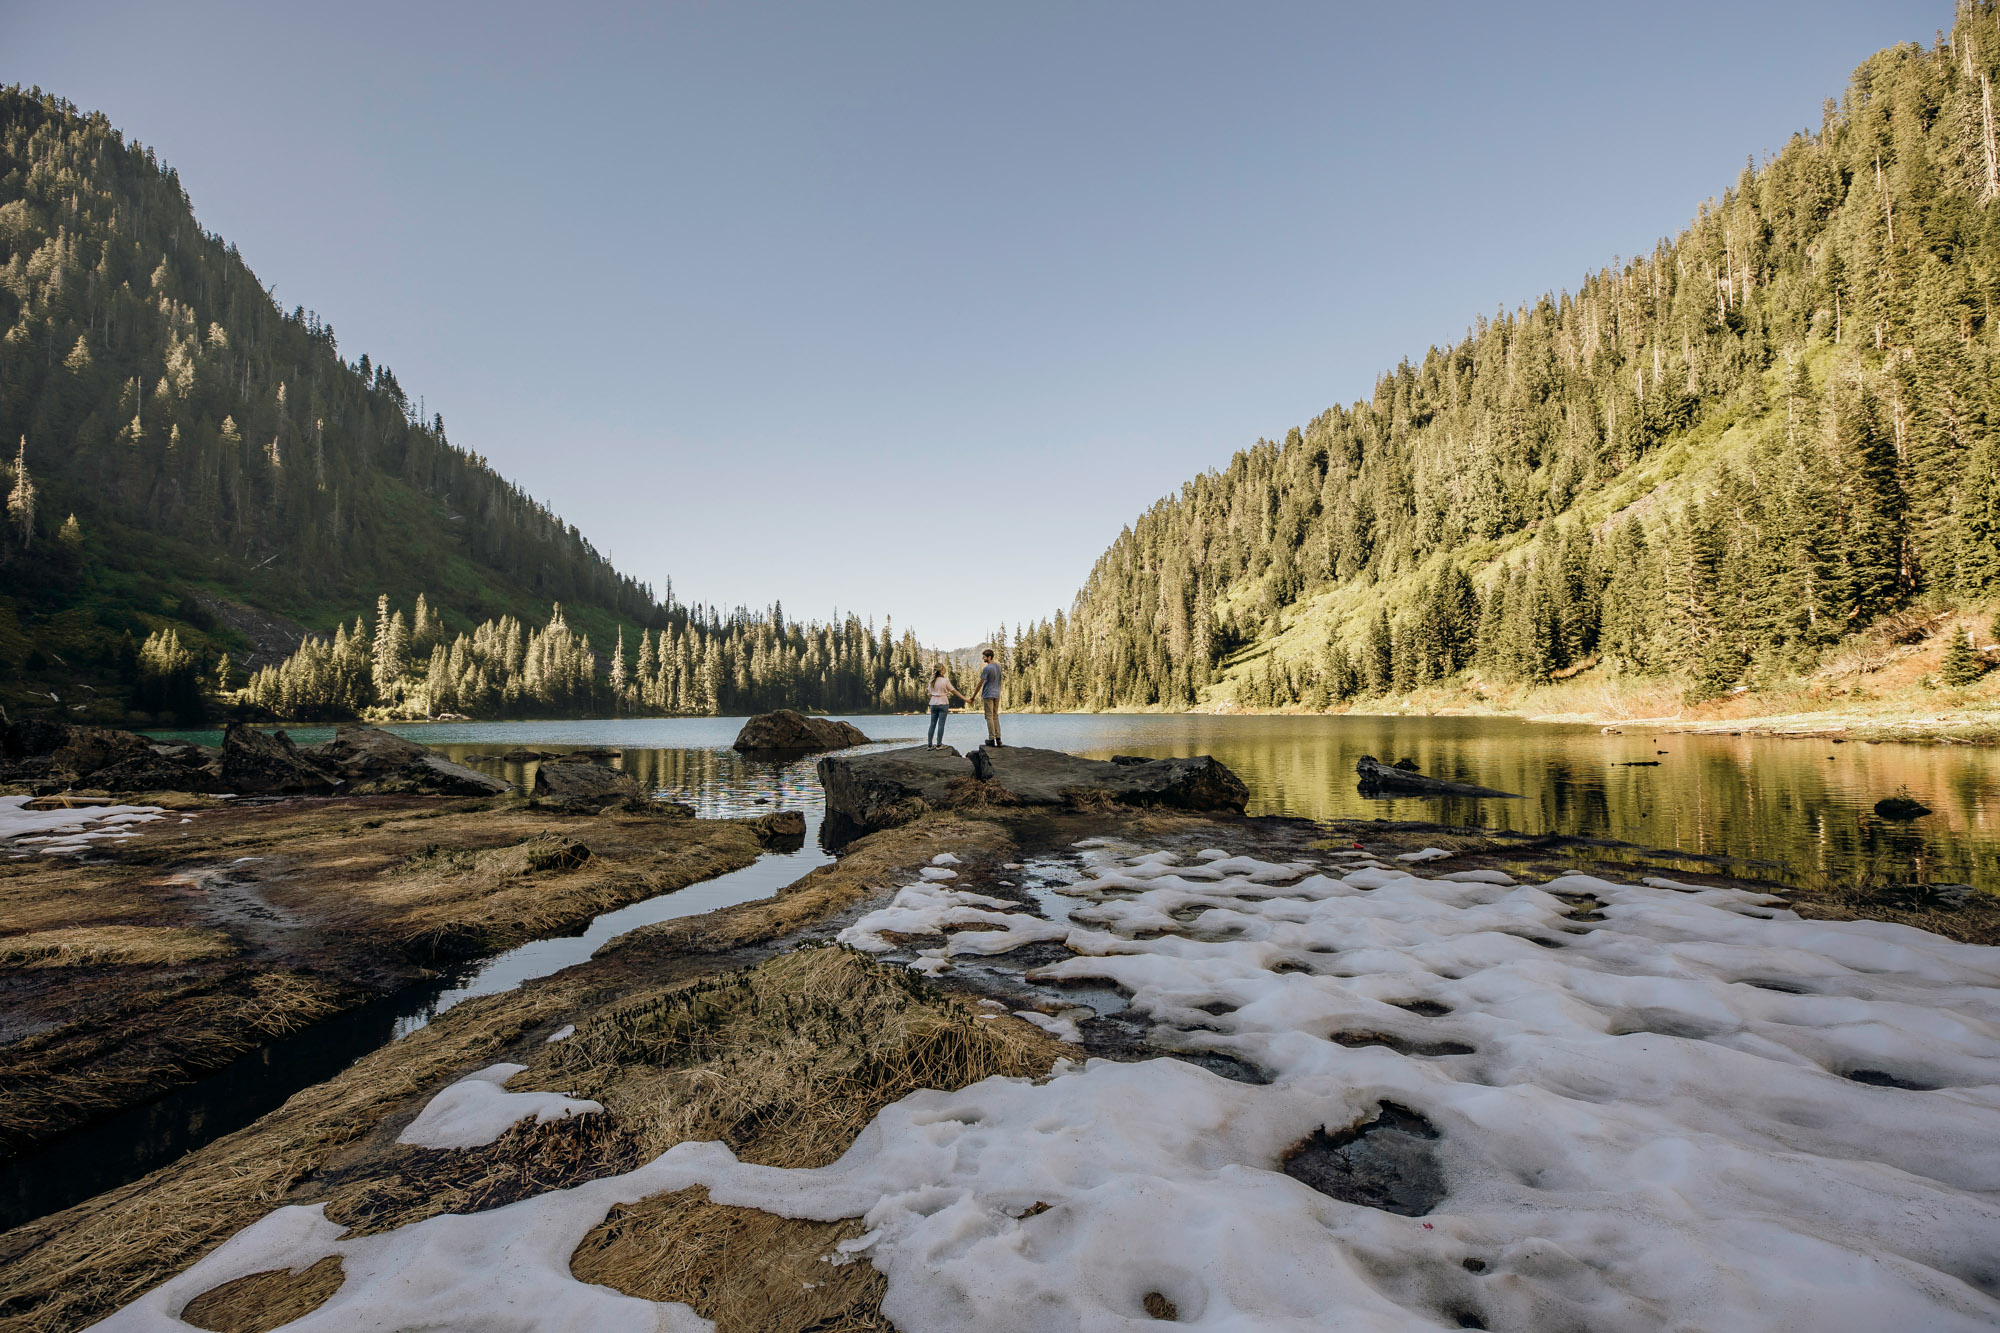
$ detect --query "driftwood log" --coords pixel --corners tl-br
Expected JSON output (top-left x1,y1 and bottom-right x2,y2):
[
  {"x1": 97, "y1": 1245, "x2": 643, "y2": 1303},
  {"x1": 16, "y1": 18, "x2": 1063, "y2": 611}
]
[{"x1": 1355, "y1": 755, "x2": 1521, "y2": 799}]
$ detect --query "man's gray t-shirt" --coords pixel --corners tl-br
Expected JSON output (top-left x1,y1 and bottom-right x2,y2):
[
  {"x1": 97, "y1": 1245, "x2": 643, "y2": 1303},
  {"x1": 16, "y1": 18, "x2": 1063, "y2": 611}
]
[{"x1": 979, "y1": 663, "x2": 1002, "y2": 699}]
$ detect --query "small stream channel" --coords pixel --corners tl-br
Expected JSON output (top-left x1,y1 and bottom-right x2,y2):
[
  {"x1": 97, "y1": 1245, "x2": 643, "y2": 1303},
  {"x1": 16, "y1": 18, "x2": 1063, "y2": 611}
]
[{"x1": 0, "y1": 743, "x2": 846, "y2": 1233}]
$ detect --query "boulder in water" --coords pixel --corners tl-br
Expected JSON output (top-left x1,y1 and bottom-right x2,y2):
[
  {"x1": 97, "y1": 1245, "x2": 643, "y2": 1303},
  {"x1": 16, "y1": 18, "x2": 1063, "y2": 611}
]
[
  {"x1": 221, "y1": 724, "x2": 343, "y2": 795},
  {"x1": 733, "y1": 710, "x2": 870, "y2": 754},
  {"x1": 307, "y1": 726, "x2": 510, "y2": 796},
  {"x1": 532, "y1": 760, "x2": 639, "y2": 812},
  {"x1": 1873, "y1": 794, "x2": 1931, "y2": 820}
]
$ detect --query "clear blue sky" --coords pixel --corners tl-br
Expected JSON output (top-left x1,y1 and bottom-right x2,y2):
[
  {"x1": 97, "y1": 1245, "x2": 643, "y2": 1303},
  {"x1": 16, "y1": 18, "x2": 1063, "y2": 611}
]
[{"x1": 2, "y1": 0, "x2": 1945, "y2": 646}]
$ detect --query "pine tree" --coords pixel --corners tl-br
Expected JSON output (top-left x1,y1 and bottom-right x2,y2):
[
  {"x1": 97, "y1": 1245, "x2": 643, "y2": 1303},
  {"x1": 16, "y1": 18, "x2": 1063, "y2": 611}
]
[
  {"x1": 6, "y1": 437, "x2": 34, "y2": 549},
  {"x1": 1939, "y1": 625, "x2": 1985, "y2": 687}
]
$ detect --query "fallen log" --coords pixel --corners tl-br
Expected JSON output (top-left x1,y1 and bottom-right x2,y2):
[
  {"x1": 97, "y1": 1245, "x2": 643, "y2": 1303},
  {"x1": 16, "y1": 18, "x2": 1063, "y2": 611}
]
[{"x1": 1355, "y1": 755, "x2": 1521, "y2": 799}]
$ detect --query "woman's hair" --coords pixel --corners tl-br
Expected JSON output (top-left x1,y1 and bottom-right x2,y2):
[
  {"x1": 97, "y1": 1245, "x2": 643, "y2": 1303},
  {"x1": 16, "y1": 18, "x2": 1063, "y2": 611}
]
[{"x1": 932, "y1": 663, "x2": 947, "y2": 679}]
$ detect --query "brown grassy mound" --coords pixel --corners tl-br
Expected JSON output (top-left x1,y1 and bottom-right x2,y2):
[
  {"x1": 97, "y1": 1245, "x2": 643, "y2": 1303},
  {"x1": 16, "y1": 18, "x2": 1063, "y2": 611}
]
[
  {"x1": 571, "y1": 1188, "x2": 887, "y2": 1333},
  {"x1": 178, "y1": 1256, "x2": 345, "y2": 1333},
  {"x1": 550, "y1": 944, "x2": 1064, "y2": 1167}
]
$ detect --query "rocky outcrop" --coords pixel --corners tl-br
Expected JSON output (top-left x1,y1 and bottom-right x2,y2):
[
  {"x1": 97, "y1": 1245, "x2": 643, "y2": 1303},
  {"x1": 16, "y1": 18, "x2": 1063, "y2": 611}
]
[
  {"x1": 531, "y1": 758, "x2": 640, "y2": 812},
  {"x1": 749, "y1": 809, "x2": 807, "y2": 847},
  {"x1": 817, "y1": 744, "x2": 1249, "y2": 839},
  {"x1": 0, "y1": 722, "x2": 222, "y2": 794},
  {"x1": 220, "y1": 724, "x2": 343, "y2": 795},
  {"x1": 306, "y1": 726, "x2": 510, "y2": 796},
  {"x1": 733, "y1": 710, "x2": 871, "y2": 754},
  {"x1": 1354, "y1": 756, "x2": 1519, "y2": 799}
]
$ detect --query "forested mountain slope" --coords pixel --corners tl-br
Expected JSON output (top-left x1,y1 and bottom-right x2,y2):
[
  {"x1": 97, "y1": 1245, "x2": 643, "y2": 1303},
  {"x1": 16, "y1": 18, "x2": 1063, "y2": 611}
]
[
  {"x1": 1003, "y1": 5, "x2": 2000, "y2": 714},
  {"x1": 0, "y1": 88, "x2": 936, "y2": 723}
]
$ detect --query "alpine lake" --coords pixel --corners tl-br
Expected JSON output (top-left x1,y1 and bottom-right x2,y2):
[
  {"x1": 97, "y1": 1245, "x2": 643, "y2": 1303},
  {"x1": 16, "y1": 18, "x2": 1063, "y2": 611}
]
[{"x1": 159, "y1": 710, "x2": 2000, "y2": 897}]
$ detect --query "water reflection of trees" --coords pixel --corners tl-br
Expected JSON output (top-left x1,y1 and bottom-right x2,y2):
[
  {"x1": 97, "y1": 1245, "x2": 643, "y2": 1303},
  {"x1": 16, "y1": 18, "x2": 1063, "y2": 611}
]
[
  {"x1": 1069, "y1": 718, "x2": 1999, "y2": 893},
  {"x1": 430, "y1": 717, "x2": 1998, "y2": 894}
]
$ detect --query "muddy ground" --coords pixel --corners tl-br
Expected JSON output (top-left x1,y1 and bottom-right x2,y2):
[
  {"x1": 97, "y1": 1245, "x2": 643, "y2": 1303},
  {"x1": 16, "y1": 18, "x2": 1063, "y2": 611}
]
[
  {"x1": 0, "y1": 793, "x2": 770, "y2": 1161},
  {"x1": 4, "y1": 790, "x2": 1993, "y2": 1333}
]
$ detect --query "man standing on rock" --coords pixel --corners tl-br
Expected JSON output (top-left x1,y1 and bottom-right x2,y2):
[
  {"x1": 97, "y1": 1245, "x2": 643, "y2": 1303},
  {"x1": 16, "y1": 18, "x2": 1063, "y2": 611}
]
[{"x1": 976, "y1": 648, "x2": 1004, "y2": 747}]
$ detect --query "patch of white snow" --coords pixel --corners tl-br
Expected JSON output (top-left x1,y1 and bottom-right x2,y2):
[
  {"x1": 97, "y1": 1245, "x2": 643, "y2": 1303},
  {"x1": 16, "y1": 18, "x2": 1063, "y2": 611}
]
[{"x1": 396, "y1": 1063, "x2": 602, "y2": 1151}]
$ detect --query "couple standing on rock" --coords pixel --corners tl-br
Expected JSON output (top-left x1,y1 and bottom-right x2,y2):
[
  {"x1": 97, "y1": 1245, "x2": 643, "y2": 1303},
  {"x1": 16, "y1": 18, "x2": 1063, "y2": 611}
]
[{"x1": 927, "y1": 649, "x2": 1003, "y2": 750}]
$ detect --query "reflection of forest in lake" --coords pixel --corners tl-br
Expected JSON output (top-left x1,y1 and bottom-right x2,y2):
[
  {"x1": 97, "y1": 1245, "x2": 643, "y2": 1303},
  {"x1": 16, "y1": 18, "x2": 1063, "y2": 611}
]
[{"x1": 158, "y1": 713, "x2": 2000, "y2": 894}]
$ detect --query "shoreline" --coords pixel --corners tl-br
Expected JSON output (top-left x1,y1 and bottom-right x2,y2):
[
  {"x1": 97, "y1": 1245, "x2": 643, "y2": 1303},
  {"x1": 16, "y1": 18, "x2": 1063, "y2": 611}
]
[{"x1": 989, "y1": 699, "x2": 2000, "y2": 746}]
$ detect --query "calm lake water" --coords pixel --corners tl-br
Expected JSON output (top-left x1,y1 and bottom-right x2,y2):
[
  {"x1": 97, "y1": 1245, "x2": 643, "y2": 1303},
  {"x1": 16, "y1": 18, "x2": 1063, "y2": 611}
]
[{"x1": 165, "y1": 710, "x2": 2000, "y2": 893}]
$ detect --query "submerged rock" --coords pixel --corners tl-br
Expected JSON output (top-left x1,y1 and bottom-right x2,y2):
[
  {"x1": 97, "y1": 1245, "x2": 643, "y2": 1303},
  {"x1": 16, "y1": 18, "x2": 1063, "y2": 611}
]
[
  {"x1": 1356, "y1": 755, "x2": 1520, "y2": 799},
  {"x1": 220, "y1": 724, "x2": 342, "y2": 795},
  {"x1": 1873, "y1": 794, "x2": 1932, "y2": 820},
  {"x1": 749, "y1": 809, "x2": 807, "y2": 848},
  {"x1": 306, "y1": 726, "x2": 509, "y2": 796},
  {"x1": 817, "y1": 744, "x2": 1248, "y2": 838},
  {"x1": 733, "y1": 710, "x2": 871, "y2": 754},
  {"x1": 531, "y1": 760, "x2": 639, "y2": 812}
]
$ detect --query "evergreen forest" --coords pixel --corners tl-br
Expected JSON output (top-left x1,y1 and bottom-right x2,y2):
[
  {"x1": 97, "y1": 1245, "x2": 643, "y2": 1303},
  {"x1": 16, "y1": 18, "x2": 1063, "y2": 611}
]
[
  {"x1": 0, "y1": 87, "x2": 924, "y2": 724},
  {"x1": 995, "y1": 5, "x2": 2000, "y2": 714}
]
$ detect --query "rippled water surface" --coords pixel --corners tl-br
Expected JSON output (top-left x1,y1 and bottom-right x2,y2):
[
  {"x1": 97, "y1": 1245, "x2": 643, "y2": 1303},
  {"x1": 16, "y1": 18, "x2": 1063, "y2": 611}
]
[{"x1": 167, "y1": 711, "x2": 2000, "y2": 891}]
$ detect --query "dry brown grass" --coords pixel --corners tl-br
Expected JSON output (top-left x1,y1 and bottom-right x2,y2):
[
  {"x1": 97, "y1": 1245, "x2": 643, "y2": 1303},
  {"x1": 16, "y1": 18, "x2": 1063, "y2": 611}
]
[
  {"x1": 0, "y1": 926, "x2": 237, "y2": 969},
  {"x1": 0, "y1": 969, "x2": 349, "y2": 1155},
  {"x1": 178, "y1": 1256, "x2": 345, "y2": 1333},
  {"x1": 383, "y1": 825, "x2": 762, "y2": 963},
  {"x1": 552, "y1": 945, "x2": 1063, "y2": 1331},
  {"x1": 571, "y1": 1188, "x2": 888, "y2": 1333},
  {"x1": 551, "y1": 945, "x2": 1065, "y2": 1167}
]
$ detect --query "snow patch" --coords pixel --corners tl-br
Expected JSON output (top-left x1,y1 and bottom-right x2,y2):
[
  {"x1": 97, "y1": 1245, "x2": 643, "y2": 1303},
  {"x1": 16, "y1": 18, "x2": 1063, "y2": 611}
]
[
  {"x1": 1396, "y1": 846, "x2": 1453, "y2": 863},
  {"x1": 106, "y1": 846, "x2": 2000, "y2": 1332},
  {"x1": 0, "y1": 795, "x2": 167, "y2": 856},
  {"x1": 544, "y1": 1025, "x2": 576, "y2": 1044},
  {"x1": 397, "y1": 1063, "x2": 602, "y2": 1151}
]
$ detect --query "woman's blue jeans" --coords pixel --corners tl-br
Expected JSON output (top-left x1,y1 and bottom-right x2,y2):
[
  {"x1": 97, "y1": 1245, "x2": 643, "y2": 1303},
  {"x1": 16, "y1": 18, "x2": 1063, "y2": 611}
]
[{"x1": 927, "y1": 704, "x2": 950, "y2": 745}]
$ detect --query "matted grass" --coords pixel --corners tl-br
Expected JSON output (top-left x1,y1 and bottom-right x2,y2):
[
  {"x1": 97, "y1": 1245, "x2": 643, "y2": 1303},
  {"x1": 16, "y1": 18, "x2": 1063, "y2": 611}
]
[
  {"x1": 177, "y1": 1256, "x2": 345, "y2": 1333},
  {"x1": 0, "y1": 926, "x2": 237, "y2": 969}
]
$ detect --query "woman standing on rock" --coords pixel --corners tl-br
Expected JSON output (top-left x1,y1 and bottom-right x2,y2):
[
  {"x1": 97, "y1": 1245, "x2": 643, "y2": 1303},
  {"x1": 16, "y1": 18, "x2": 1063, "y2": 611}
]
[{"x1": 927, "y1": 664, "x2": 966, "y2": 748}]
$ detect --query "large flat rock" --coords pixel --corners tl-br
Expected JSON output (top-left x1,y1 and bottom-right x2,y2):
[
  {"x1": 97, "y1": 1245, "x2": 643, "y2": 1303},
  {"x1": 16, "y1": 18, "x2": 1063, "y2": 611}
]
[{"x1": 817, "y1": 744, "x2": 1248, "y2": 837}]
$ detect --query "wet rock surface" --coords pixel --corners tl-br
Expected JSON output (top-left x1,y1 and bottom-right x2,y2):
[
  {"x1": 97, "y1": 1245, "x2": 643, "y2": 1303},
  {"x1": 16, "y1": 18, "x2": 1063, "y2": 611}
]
[
  {"x1": 530, "y1": 759, "x2": 639, "y2": 811},
  {"x1": 305, "y1": 726, "x2": 509, "y2": 797},
  {"x1": 0, "y1": 721, "x2": 222, "y2": 794},
  {"x1": 1355, "y1": 755, "x2": 1519, "y2": 799},
  {"x1": 732, "y1": 709, "x2": 871, "y2": 754},
  {"x1": 1280, "y1": 1101, "x2": 1448, "y2": 1216},
  {"x1": 220, "y1": 724, "x2": 343, "y2": 795}
]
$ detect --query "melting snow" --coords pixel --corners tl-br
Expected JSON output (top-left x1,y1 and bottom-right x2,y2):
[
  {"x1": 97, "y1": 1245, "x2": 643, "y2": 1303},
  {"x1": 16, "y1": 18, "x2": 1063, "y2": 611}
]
[
  {"x1": 0, "y1": 795, "x2": 167, "y2": 855},
  {"x1": 100, "y1": 847, "x2": 2000, "y2": 1332},
  {"x1": 396, "y1": 1063, "x2": 602, "y2": 1151}
]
